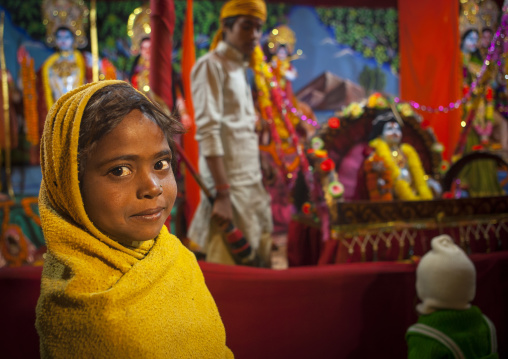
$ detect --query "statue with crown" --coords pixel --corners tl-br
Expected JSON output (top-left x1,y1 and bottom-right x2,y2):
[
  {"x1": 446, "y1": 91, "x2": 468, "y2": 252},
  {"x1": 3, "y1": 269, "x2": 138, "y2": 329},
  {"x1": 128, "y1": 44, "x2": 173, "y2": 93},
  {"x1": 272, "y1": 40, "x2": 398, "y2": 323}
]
[
  {"x1": 125, "y1": 3, "x2": 184, "y2": 120},
  {"x1": 17, "y1": 0, "x2": 116, "y2": 164},
  {"x1": 455, "y1": 0, "x2": 507, "y2": 197}
]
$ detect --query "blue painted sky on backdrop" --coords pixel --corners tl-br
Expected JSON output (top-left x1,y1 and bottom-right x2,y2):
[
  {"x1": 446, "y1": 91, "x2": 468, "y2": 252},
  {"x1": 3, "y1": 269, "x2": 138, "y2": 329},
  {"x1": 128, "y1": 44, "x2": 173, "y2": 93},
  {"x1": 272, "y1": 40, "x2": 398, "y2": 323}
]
[{"x1": 287, "y1": 6, "x2": 399, "y2": 96}]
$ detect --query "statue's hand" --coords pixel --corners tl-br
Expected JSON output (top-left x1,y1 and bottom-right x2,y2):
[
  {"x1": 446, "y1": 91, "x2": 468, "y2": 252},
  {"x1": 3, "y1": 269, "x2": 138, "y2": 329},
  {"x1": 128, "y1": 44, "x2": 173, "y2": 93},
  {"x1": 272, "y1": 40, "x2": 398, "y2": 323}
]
[
  {"x1": 17, "y1": 45, "x2": 30, "y2": 64},
  {"x1": 426, "y1": 177, "x2": 442, "y2": 198}
]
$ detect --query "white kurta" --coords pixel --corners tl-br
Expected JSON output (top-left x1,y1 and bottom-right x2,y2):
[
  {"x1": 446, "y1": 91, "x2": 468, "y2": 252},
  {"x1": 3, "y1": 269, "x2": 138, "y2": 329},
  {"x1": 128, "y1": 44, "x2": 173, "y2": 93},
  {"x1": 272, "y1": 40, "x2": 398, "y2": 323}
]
[{"x1": 188, "y1": 41, "x2": 273, "y2": 266}]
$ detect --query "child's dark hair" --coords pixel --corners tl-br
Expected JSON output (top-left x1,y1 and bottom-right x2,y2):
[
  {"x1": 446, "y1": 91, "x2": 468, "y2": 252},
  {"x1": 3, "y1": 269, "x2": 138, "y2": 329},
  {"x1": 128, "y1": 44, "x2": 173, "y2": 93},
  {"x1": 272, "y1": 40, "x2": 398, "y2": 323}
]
[{"x1": 78, "y1": 82, "x2": 184, "y2": 181}]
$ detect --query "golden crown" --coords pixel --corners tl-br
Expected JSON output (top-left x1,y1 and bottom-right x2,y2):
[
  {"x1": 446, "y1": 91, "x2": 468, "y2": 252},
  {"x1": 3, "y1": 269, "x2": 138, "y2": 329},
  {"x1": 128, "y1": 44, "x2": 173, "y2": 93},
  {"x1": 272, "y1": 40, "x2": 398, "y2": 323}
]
[
  {"x1": 127, "y1": 4, "x2": 151, "y2": 55},
  {"x1": 459, "y1": 0, "x2": 500, "y2": 37},
  {"x1": 267, "y1": 25, "x2": 296, "y2": 55},
  {"x1": 42, "y1": 0, "x2": 89, "y2": 49}
]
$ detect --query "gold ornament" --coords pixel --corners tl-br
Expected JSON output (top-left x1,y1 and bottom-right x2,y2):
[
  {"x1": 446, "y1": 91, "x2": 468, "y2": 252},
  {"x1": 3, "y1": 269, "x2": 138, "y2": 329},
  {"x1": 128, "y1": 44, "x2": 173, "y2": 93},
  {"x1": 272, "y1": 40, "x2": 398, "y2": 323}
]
[
  {"x1": 42, "y1": 0, "x2": 89, "y2": 49},
  {"x1": 267, "y1": 25, "x2": 296, "y2": 55},
  {"x1": 127, "y1": 4, "x2": 151, "y2": 55},
  {"x1": 478, "y1": 0, "x2": 500, "y2": 30},
  {"x1": 459, "y1": 0, "x2": 500, "y2": 39}
]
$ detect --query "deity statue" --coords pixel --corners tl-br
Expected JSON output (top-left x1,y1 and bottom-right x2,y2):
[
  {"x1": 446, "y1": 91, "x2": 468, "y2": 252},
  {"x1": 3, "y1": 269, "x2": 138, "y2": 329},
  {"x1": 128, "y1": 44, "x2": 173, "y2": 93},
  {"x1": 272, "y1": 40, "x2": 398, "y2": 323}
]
[
  {"x1": 266, "y1": 25, "x2": 298, "y2": 93},
  {"x1": 16, "y1": 0, "x2": 117, "y2": 164},
  {"x1": 365, "y1": 112, "x2": 437, "y2": 201},
  {"x1": 127, "y1": 4, "x2": 188, "y2": 124},
  {"x1": 255, "y1": 24, "x2": 317, "y2": 233},
  {"x1": 128, "y1": 4, "x2": 151, "y2": 94},
  {"x1": 264, "y1": 25, "x2": 315, "y2": 140},
  {"x1": 457, "y1": 0, "x2": 505, "y2": 197},
  {"x1": 40, "y1": 0, "x2": 91, "y2": 111},
  {"x1": 15, "y1": 0, "x2": 91, "y2": 164}
]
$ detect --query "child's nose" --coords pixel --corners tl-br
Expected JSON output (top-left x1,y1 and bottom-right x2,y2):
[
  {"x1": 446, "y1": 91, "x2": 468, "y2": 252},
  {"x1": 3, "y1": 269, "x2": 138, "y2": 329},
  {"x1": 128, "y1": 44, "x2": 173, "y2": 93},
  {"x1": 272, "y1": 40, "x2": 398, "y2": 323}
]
[{"x1": 137, "y1": 173, "x2": 162, "y2": 199}]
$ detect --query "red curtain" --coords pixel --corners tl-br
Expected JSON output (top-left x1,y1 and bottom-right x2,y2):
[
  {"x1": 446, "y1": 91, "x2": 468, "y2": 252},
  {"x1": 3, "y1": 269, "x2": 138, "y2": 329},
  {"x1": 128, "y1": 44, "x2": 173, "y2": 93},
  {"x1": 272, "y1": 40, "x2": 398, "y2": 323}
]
[
  {"x1": 399, "y1": 0, "x2": 462, "y2": 161},
  {"x1": 3, "y1": 252, "x2": 507, "y2": 358},
  {"x1": 181, "y1": 0, "x2": 200, "y2": 223},
  {"x1": 150, "y1": 0, "x2": 175, "y2": 109}
]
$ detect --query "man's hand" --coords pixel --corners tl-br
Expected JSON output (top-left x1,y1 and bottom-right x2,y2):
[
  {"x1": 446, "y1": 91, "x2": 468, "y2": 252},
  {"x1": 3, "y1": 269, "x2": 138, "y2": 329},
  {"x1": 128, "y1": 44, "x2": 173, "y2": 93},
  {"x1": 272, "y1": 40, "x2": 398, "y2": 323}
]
[{"x1": 212, "y1": 191, "x2": 233, "y2": 229}]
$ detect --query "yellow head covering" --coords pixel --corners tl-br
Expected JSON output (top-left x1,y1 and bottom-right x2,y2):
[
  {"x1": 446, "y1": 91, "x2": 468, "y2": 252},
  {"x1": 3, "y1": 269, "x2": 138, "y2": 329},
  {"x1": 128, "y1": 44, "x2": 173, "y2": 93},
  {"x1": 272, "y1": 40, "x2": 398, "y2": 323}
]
[
  {"x1": 36, "y1": 81, "x2": 233, "y2": 358},
  {"x1": 209, "y1": 0, "x2": 267, "y2": 51}
]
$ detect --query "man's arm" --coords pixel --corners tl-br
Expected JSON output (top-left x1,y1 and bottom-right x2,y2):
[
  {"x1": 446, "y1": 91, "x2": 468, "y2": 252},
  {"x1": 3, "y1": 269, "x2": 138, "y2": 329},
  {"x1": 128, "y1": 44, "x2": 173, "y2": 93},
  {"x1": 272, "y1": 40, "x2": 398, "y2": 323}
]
[
  {"x1": 205, "y1": 156, "x2": 233, "y2": 227},
  {"x1": 191, "y1": 58, "x2": 232, "y2": 227}
]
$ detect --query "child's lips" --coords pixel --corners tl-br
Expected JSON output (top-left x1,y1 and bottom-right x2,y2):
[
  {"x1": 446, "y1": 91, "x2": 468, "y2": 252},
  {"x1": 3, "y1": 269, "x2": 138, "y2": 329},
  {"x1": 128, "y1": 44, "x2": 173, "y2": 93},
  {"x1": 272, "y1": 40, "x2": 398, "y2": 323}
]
[{"x1": 132, "y1": 207, "x2": 165, "y2": 220}]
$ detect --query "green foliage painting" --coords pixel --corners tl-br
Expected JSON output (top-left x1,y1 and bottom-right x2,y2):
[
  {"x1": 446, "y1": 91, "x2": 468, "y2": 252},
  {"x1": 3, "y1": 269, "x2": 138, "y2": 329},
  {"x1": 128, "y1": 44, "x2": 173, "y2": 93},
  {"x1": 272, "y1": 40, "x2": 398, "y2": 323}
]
[
  {"x1": 0, "y1": 0, "x2": 398, "y2": 98},
  {"x1": 358, "y1": 65, "x2": 386, "y2": 95},
  {"x1": 316, "y1": 7, "x2": 399, "y2": 73},
  {"x1": 1, "y1": 0, "x2": 289, "y2": 74}
]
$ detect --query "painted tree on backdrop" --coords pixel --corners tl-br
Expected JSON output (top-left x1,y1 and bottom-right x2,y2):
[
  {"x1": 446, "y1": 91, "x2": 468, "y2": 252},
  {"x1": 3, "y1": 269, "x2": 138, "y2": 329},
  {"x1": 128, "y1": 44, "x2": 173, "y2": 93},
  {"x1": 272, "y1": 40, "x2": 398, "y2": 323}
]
[{"x1": 316, "y1": 7, "x2": 399, "y2": 73}]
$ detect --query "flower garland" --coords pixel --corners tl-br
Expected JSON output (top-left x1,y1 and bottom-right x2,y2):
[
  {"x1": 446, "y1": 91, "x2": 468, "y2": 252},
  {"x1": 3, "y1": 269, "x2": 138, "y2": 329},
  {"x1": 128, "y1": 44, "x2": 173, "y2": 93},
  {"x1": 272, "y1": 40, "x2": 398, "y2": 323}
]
[
  {"x1": 367, "y1": 93, "x2": 390, "y2": 109},
  {"x1": 364, "y1": 152, "x2": 393, "y2": 201},
  {"x1": 470, "y1": 87, "x2": 495, "y2": 145},
  {"x1": 369, "y1": 138, "x2": 433, "y2": 201},
  {"x1": 252, "y1": 46, "x2": 312, "y2": 187},
  {"x1": 307, "y1": 131, "x2": 345, "y2": 210},
  {"x1": 0, "y1": 224, "x2": 29, "y2": 267},
  {"x1": 100, "y1": 58, "x2": 117, "y2": 81},
  {"x1": 338, "y1": 93, "x2": 414, "y2": 120},
  {"x1": 21, "y1": 197, "x2": 41, "y2": 227},
  {"x1": 253, "y1": 48, "x2": 290, "y2": 178},
  {"x1": 305, "y1": 146, "x2": 343, "y2": 229},
  {"x1": 20, "y1": 55, "x2": 39, "y2": 145},
  {"x1": 0, "y1": 201, "x2": 29, "y2": 266},
  {"x1": 401, "y1": 143, "x2": 433, "y2": 200}
]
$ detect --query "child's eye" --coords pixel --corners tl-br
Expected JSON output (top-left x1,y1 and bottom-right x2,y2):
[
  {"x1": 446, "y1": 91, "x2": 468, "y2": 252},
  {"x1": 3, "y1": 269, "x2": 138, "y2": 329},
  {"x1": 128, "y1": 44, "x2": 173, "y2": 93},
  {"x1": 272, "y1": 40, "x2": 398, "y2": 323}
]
[
  {"x1": 154, "y1": 159, "x2": 171, "y2": 171},
  {"x1": 110, "y1": 166, "x2": 132, "y2": 177}
]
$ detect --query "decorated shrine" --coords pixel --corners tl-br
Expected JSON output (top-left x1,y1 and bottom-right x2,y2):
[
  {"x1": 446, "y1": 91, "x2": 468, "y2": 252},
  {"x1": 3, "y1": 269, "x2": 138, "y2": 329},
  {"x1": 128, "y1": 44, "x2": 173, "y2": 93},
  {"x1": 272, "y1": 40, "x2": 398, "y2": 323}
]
[{"x1": 0, "y1": 0, "x2": 508, "y2": 358}]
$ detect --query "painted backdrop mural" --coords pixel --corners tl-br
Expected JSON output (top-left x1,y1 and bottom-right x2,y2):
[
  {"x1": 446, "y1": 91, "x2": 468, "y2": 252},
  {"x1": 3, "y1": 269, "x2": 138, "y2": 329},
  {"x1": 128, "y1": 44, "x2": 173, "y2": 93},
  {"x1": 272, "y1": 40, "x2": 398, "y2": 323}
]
[{"x1": 1, "y1": 0, "x2": 398, "y2": 124}]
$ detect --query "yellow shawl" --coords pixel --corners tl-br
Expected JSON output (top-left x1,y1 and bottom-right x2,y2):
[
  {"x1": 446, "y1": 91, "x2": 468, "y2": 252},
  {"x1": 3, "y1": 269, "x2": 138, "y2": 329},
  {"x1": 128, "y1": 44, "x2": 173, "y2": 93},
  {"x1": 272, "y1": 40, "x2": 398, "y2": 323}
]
[{"x1": 36, "y1": 81, "x2": 233, "y2": 358}]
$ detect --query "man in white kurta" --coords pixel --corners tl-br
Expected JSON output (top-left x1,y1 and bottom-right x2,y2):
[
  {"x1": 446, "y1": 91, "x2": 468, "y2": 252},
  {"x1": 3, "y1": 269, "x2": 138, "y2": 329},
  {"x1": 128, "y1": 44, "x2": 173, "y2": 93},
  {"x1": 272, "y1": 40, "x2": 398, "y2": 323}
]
[{"x1": 188, "y1": 4, "x2": 273, "y2": 266}]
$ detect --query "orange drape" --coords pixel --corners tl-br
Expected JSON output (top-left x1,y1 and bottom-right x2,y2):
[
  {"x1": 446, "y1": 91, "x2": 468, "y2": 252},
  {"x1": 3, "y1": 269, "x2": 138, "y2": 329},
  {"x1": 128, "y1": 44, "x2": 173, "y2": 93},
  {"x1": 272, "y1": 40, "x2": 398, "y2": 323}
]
[
  {"x1": 182, "y1": 0, "x2": 200, "y2": 223},
  {"x1": 399, "y1": 0, "x2": 462, "y2": 161}
]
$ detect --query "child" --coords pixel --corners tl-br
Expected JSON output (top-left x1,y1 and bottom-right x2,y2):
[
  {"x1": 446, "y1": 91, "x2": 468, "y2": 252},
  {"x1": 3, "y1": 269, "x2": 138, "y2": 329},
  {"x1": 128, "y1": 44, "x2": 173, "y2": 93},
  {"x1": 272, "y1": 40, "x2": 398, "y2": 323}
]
[
  {"x1": 406, "y1": 235, "x2": 498, "y2": 358},
  {"x1": 35, "y1": 80, "x2": 233, "y2": 358}
]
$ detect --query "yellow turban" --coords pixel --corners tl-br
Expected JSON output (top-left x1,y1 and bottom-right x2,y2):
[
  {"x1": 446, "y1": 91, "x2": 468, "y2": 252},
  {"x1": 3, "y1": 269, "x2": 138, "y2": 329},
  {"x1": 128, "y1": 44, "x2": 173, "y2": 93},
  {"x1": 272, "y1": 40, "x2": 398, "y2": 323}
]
[{"x1": 210, "y1": 0, "x2": 267, "y2": 51}]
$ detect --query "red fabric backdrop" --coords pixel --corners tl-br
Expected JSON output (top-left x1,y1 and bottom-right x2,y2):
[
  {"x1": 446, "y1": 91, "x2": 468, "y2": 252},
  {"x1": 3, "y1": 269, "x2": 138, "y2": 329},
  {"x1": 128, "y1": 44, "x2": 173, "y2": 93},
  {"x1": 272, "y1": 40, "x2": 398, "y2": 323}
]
[
  {"x1": 398, "y1": 0, "x2": 462, "y2": 160},
  {"x1": 149, "y1": 0, "x2": 175, "y2": 109},
  {"x1": 1, "y1": 252, "x2": 507, "y2": 359}
]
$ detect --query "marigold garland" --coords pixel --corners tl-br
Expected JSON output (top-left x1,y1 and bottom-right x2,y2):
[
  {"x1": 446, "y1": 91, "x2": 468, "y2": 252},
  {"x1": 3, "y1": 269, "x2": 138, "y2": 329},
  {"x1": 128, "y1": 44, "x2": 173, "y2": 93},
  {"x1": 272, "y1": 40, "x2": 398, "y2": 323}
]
[
  {"x1": 471, "y1": 92, "x2": 495, "y2": 144},
  {"x1": 364, "y1": 152, "x2": 393, "y2": 201},
  {"x1": 252, "y1": 46, "x2": 310, "y2": 187},
  {"x1": 100, "y1": 58, "x2": 117, "y2": 81},
  {"x1": 401, "y1": 143, "x2": 433, "y2": 199},
  {"x1": 21, "y1": 197, "x2": 41, "y2": 226},
  {"x1": 0, "y1": 224, "x2": 29, "y2": 267},
  {"x1": 369, "y1": 138, "x2": 433, "y2": 201},
  {"x1": 20, "y1": 56, "x2": 39, "y2": 145}
]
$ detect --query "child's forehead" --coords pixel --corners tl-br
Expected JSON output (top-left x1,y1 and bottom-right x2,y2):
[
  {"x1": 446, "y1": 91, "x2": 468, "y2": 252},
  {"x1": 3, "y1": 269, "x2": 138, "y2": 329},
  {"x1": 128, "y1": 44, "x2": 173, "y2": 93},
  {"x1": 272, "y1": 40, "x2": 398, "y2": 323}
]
[{"x1": 90, "y1": 115, "x2": 171, "y2": 161}]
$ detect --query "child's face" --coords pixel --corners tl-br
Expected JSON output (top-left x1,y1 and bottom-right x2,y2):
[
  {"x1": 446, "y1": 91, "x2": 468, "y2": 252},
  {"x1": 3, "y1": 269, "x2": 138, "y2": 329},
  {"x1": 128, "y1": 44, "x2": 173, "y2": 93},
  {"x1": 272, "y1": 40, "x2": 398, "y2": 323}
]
[{"x1": 80, "y1": 110, "x2": 177, "y2": 244}]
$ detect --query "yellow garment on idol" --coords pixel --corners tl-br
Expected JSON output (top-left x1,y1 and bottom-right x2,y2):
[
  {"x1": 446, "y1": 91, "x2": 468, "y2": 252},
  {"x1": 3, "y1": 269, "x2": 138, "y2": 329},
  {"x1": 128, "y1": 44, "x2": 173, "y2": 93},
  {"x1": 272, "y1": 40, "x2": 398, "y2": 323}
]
[
  {"x1": 209, "y1": 0, "x2": 267, "y2": 50},
  {"x1": 35, "y1": 81, "x2": 233, "y2": 358}
]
